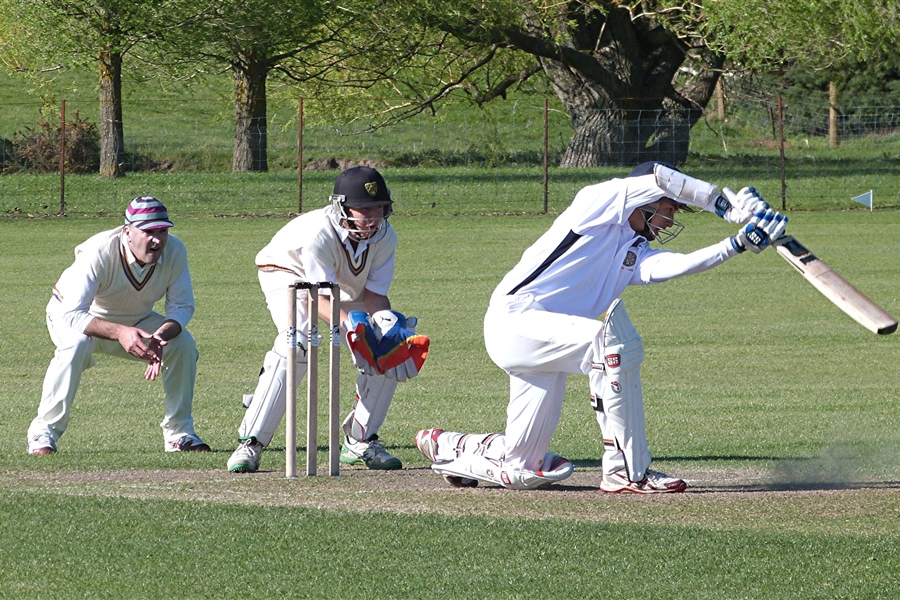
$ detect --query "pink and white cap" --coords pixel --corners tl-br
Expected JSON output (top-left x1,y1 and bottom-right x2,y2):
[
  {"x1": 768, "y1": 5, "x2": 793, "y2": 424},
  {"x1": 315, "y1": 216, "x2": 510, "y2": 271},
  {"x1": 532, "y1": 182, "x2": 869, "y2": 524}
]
[{"x1": 124, "y1": 196, "x2": 174, "y2": 230}]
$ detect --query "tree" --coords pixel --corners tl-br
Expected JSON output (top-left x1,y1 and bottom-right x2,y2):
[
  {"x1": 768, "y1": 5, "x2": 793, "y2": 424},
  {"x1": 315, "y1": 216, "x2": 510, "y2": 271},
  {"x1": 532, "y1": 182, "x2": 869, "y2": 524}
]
[
  {"x1": 702, "y1": 0, "x2": 900, "y2": 145},
  {"x1": 354, "y1": 1, "x2": 724, "y2": 167},
  {"x1": 0, "y1": 0, "x2": 207, "y2": 178},
  {"x1": 353, "y1": 0, "x2": 899, "y2": 166},
  {"x1": 154, "y1": 0, "x2": 325, "y2": 172},
  {"x1": 702, "y1": 0, "x2": 900, "y2": 70}
]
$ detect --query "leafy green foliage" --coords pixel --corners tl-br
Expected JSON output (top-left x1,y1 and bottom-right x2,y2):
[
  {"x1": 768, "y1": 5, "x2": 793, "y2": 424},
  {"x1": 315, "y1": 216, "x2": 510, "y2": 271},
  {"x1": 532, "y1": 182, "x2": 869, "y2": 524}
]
[{"x1": 703, "y1": 0, "x2": 900, "y2": 69}]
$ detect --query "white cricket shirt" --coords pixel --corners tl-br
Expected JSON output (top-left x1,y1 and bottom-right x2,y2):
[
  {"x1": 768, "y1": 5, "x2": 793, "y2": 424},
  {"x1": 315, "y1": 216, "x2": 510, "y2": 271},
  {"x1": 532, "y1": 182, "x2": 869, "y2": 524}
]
[{"x1": 492, "y1": 174, "x2": 738, "y2": 319}]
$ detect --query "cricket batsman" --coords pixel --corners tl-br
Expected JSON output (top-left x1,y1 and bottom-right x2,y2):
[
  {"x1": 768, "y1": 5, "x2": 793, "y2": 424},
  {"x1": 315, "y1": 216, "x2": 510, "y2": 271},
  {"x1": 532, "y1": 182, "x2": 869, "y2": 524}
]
[
  {"x1": 227, "y1": 166, "x2": 429, "y2": 473},
  {"x1": 416, "y1": 161, "x2": 787, "y2": 492}
]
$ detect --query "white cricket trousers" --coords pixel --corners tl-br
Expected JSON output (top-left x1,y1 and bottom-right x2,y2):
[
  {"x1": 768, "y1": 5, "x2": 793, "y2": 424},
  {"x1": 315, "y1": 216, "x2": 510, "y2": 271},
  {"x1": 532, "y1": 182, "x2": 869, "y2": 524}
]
[
  {"x1": 28, "y1": 311, "x2": 199, "y2": 445},
  {"x1": 483, "y1": 293, "x2": 603, "y2": 471}
]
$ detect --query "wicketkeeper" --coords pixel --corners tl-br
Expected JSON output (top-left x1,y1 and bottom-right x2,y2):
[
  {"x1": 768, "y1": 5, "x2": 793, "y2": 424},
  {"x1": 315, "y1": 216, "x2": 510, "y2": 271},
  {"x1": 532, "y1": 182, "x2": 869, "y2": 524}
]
[
  {"x1": 416, "y1": 161, "x2": 787, "y2": 492},
  {"x1": 227, "y1": 166, "x2": 429, "y2": 473}
]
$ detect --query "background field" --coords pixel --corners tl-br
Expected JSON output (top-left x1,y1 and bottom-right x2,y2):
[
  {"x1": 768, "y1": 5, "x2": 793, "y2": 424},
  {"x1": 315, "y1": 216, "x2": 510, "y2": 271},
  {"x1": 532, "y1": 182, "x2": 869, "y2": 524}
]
[
  {"x1": 1, "y1": 206, "x2": 899, "y2": 598},
  {"x1": 4, "y1": 68, "x2": 900, "y2": 216}
]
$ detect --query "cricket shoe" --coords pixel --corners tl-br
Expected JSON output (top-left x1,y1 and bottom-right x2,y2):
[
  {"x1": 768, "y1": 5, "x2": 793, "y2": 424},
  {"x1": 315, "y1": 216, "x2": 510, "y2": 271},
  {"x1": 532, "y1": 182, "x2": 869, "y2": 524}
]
[
  {"x1": 600, "y1": 469, "x2": 687, "y2": 494},
  {"x1": 340, "y1": 435, "x2": 402, "y2": 470},
  {"x1": 416, "y1": 430, "x2": 478, "y2": 488},
  {"x1": 165, "y1": 434, "x2": 211, "y2": 452},
  {"x1": 27, "y1": 433, "x2": 57, "y2": 455},
  {"x1": 440, "y1": 472, "x2": 479, "y2": 488},
  {"x1": 227, "y1": 437, "x2": 263, "y2": 473},
  {"x1": 414, "y1": 428, "x2": 443, "y2": 462}
]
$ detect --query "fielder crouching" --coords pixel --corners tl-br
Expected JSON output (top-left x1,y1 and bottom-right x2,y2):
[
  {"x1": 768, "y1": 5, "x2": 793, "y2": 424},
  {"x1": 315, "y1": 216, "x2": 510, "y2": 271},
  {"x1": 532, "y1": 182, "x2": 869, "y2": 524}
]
[
  {"x1": 415, "y1": 161, "x2": 787, "y2": 493},
  {"x1": 227, "y1": 166, "x2": 429, "y2": 473},
  {"x1": 26, "y1": 197, "x2": 208, "y2": 455}
]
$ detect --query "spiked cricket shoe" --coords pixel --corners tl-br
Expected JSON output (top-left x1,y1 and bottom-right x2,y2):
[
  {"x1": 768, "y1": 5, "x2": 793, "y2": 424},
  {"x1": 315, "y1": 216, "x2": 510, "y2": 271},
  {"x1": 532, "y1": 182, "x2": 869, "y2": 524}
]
[
  {"x1": 27, "y1": 433, "x2": 57, "y2": 455},
  {"x1": 600, "y1": 469, "x2": 687, "y2": 494},
  {"x1": 166, "y1": 434, "x2": 211, "y2": 452},
  {"x1": 340, "y1": 435, "x2": 402, "y2": 470},
  {"x1": 228, "y1": 438, "x2": 263, "y2": 473}
]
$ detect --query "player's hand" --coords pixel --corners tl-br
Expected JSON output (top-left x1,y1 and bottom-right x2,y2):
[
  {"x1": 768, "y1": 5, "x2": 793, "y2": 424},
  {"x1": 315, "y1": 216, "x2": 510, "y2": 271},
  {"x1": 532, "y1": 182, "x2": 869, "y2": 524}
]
[
  {"x1": 731, "y1": 208, "x2": 788, "y2": 253},
  {"x1": 143, "y1": 335, "x2": 167, "y2": 380},
  {"x1": 717, "y1": 186, "x2": 770, "y2": 224},
  {"x1": 369, "y1": 310, "x2": 430, "y2": 382},
  {"x1": 343, "y1": 311, "x2": 382, "y2": 376},
  {"x1": 118, "y1": 327, "x2": 158, "y2": 361},
  {"x1": 145, "y1": 359, "x2": 162, "y2": 381}
]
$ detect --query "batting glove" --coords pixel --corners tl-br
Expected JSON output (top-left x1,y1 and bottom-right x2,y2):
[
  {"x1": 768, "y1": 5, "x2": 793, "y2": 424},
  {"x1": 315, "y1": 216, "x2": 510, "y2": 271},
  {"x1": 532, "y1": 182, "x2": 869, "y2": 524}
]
[
  {"x1": 731, "y1": 208, "x2": 788, "y2": 253},
  {"x1": 716, "y1": 186, "x2": 770, "y2": 224}
]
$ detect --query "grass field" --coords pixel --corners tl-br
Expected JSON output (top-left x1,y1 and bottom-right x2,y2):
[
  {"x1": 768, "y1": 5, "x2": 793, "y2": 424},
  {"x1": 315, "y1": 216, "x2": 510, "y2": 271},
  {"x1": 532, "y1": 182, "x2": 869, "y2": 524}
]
[
  {"x1": 2, "y1": 61, "x2": 899, "y2": 599},
  {"x1": 1, "y1": 207, "x2": 898, "y2": 598}
]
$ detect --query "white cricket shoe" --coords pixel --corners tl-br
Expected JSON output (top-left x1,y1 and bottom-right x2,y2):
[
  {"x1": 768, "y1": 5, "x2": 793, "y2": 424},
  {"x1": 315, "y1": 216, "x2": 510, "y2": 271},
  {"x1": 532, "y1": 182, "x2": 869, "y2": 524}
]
[
  {"x1": 165, "y1": 434, "x2": 211, "y2": 452},
  {"x1": 27, "y1": 433, "x2": 57, "y2": 455},
  {"x1": 600, "y1": 469, "x2": 687, "y2": 494},
  {"x1": 228, "y1": 438, "x2": 263, "y2": 473},
  {"x1": 414, "y1": 428, "x2": 443, "y2": 462},
  {"x1": 340, "y1": 435, "x2": 402, "y2": 470}
]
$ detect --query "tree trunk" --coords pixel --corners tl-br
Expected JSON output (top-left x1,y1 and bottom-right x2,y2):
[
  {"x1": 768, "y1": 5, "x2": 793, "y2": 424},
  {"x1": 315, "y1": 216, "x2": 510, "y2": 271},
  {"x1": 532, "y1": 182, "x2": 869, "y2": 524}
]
[
  {"x1": 542, "y1": 57, "x2": 692, "y2": 167},
  {"x1": 232, "y1": 53, "x2": 268, "y2": 172},
  {"x1": 99, "y1": 46, "x2": 126, "y2": 178},
  {"x1": 526, "y1": 5, "x2": 722, "y2": 168},
  {"x1": 828, "y1": 81, "x2": 839, "y2": 148}
]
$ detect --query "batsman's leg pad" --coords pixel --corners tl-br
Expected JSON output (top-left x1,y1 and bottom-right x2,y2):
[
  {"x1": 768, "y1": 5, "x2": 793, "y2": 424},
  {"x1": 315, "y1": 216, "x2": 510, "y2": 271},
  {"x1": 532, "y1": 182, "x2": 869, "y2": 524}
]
[
  {"x1": 589, "y1": 299, "x2": 651, "y2": 482},
  {"x1": 239, "y1": 350, "x2": 307, "y2": 447},
  {"x1": 341, "y1": 372, "x2": 399, "y2": 442},
  {"x1": 431, "y1": 451, "x2": 573, "y2": 490}
]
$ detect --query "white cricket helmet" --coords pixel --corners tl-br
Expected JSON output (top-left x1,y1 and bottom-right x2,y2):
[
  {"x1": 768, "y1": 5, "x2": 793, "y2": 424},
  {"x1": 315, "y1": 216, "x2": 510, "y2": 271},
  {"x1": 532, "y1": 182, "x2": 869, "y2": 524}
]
[
  {"x1": 329, "y1": 166, "x2": 393, "y2": 241},
  {"x1": 628, "y1": 161, "x2": 686, "y2": 244}
]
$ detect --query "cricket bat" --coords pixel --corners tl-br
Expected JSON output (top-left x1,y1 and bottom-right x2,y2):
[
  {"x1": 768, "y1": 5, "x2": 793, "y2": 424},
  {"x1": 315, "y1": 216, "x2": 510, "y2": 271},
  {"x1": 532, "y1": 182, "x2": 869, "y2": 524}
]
[{"x1": 773, "y1": 235, "x2": 898, "y2": 335}]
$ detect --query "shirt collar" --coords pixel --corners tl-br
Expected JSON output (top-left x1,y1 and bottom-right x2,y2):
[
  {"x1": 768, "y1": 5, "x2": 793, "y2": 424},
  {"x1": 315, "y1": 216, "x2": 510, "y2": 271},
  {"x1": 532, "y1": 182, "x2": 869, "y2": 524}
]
[{"x1": 335, "y1": 223, "x2": 369, "y2": 259}]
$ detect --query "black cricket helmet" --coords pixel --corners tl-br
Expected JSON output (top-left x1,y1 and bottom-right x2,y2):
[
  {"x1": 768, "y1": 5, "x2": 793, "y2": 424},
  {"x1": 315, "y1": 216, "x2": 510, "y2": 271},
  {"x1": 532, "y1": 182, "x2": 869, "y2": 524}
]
[{"x1": 329, "y1": 166, "x2": 393, "y2": 240}]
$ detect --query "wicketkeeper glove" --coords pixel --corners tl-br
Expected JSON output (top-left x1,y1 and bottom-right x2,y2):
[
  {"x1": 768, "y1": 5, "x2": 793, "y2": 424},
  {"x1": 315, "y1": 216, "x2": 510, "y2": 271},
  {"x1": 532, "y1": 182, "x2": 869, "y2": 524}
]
[
  {"x1": 344, "y1": 311, "x2": 382, "y2": 376},
  {"x1": 715, "y1": 186, "x2": 770, "y2": 224},
  {"x1": 731, "y1": 208, "x2": 788, "y2": 253},
  {"x1": 343, "y1": 310, "x2": 431, "y2": 381},
  {"x1": 369, "y1": 310, "x2": 430, "y2": 382}
]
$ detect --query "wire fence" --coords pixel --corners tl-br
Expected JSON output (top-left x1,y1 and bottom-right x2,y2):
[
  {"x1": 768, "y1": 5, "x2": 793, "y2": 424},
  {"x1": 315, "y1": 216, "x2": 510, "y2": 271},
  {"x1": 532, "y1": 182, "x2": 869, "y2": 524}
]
[{"x1": 1, "y1": 89, "x2": 899, "y2": 217}]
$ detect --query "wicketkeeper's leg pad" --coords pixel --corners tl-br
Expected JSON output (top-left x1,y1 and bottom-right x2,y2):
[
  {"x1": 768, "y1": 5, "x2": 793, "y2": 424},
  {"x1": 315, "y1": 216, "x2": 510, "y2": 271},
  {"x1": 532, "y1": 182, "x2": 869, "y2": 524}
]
[
  {"x1": 341, "y1": 372, "x2": 399, "y2": 442},
  {"x1": 239, "y1": 350, "x2": 307, "y2": 447},
  {"x1": 589, "y1": 299, "x2": 651, "y2": 482}
]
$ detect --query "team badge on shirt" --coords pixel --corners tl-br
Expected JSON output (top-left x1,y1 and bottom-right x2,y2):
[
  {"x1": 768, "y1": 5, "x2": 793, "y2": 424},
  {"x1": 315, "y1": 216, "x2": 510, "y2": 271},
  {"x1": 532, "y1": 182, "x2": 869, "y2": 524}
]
[{"x1": 623, "y1": 251, "x2": 637, "y2": 267}]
